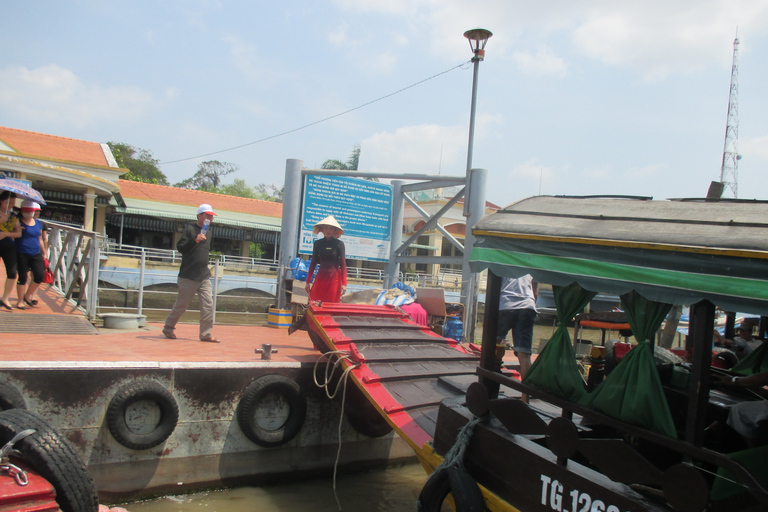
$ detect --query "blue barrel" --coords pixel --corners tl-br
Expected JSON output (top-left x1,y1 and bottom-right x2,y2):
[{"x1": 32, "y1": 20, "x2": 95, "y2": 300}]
[{"x1": 442, "y1": 316, "x2": 463, "y2": 341}]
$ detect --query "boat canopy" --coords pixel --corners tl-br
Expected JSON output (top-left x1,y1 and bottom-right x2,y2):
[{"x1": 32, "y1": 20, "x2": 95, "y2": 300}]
[{"x1": 470, "y1": 195, "x2": 768, "y2": 316}]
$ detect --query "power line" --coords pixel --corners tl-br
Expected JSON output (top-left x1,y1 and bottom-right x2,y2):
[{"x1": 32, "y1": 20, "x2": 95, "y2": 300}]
[{"x1": 161, "y1": 60, "x2": 472, "y2": 165}]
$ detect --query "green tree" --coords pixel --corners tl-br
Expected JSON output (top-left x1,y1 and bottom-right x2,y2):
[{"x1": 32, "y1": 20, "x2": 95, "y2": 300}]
[
  {"x1": 108, "y1": 142, "x2": 169, "y2": 185},
  {"x1": 321, "y1": 145, "x2": 377, "y2": 181},
  {"x1": 218, "y1": 178, "x2": 256, "y2": 198},
  {"x1": 254, "y1": 183, "x2": 283, "y2": 202},
  {"x1": 321, "y1": 145, "x2": 360, "y2": 170},
  {"x1": 175, "y1": 160, "x2": 237, "y2": 191}
]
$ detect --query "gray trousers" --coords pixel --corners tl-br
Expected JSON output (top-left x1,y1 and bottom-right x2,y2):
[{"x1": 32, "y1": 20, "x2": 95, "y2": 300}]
[{"x1": 164, "y1": 277, "x2": 214, "y2": 339}]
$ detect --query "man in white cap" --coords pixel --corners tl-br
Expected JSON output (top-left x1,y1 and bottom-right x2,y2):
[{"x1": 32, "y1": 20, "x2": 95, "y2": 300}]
[{"x1": 163, "y1": 204, "x2": 219, "y2": 342}]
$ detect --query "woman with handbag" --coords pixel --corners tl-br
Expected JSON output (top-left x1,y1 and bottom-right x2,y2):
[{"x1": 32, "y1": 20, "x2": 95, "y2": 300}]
[
  {"x1": 0, "y1": 191, "x2": 21, "y2": 311},
  {"x1": 15, "y1": 201, "x2": 46, "y2": 309}
]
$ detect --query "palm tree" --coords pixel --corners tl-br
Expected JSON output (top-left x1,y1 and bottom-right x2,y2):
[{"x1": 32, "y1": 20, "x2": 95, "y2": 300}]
[
  {"x1": 321, "y1": 145, "x2": 377, "y2": 181},
  {"x1": 321, "y1": 145, "x2": 360, "y2": 170}
]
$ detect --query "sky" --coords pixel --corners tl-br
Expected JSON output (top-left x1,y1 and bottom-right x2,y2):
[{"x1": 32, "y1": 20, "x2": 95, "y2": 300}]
[{"x1": 2, "y1": 1, "x2": 768, "y2": 208}]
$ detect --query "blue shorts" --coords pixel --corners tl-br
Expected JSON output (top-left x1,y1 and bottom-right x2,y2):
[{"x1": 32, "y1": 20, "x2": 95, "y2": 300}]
[{"x1": 497, "y1": 308, "x2": 537, "y2": 354}]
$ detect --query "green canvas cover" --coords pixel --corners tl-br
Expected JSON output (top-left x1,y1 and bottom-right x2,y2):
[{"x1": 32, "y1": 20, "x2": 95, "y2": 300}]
[
  {"x1": 524, "y1": 283, "x2": 594, "y2": 402},
  {"x1": 579, "y1": 291, "x2": 677, "y2": 437},
  {"x1": 580, "y1": 342, "x2": 677, "y2": 437},
  {"x1": 710, "y1": 444, "x2": 768, "y2": 501},
  {"x1": 732, "y1": 342, "x2": 768, "y2": 376},
  {"x1": 621, "y1": 290, "x2": 672, "y2": 345}
]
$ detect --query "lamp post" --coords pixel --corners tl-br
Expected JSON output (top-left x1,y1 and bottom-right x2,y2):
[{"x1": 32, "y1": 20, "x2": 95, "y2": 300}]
[
  {"x1": 463, "y1": 28, "x2": 493, "y2": 191},
  {"x1": 460, "y1": 28, "x2": 492, "y2": 344}
]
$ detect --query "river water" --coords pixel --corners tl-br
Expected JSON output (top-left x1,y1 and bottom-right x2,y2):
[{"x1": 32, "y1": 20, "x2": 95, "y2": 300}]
[{"x1": 121, "y1": 462, "x2": 427, "y2": 512}]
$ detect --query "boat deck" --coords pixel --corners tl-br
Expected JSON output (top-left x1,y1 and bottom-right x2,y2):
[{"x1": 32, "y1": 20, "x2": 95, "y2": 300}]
[{"x1": 303, "y1": 303, "x2": 527, "y2": 455}]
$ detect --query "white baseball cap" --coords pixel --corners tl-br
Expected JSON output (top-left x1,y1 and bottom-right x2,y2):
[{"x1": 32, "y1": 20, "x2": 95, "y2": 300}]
[
  {"x1": 21, "y1": 200, "x2": 41, "y2": 211},
  {"x1": 197, "y1": 204, "x2": 217, "y2": 216}
]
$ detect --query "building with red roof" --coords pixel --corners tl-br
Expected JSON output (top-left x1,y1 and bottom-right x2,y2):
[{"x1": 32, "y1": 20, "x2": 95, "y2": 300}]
[
  {"x1": 0, "y1": 125, "x2": 124, "y2": 232},
  {"x1": 0, "y1": 126, "x2": 284, "y2": 257},
  {"x1": 112, "y1": 180, "x2": 282, "y2": 257}
]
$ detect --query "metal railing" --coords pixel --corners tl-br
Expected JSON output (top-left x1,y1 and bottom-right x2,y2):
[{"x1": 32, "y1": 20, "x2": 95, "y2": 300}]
[
  {"x1": 104, "y1": 243, "x2": 278, "y2": 271},
  {"x1": 104, "y1": 242, "x2": 469, "y2": 286},
  {"x1": 97, "y1": 258, "x2": 279, "y2": 322},
  {"x1": 43, "y1": 221, "x2": 104, "y2": 322}
]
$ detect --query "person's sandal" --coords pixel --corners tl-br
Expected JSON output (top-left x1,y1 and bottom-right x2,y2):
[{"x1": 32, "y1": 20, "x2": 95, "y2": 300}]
[
  {"x1": 0, "y1": 301, "x2": 12, "y2": 311},
  {"x1": 162, "y1": 328, "x2": 177, "y2": 339},
  {"x1": 200, "y1": 336, "x2": 220, "y2": 343}
]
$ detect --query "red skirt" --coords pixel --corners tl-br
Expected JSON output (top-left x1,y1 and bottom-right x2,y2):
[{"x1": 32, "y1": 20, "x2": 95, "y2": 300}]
[{"x1": 309, "y1": 267, "x2": 344, "y2": 303}]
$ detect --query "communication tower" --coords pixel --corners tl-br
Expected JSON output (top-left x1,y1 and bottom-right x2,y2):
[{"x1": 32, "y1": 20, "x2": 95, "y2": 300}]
[{"x1": 719, "y1": 34, "x2": 741, "y2": 198}]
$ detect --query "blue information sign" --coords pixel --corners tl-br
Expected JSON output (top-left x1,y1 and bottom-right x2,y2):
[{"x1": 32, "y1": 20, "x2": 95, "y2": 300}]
[{"x1": 300, "y1": 175, "x2": 393, "y2": 262}]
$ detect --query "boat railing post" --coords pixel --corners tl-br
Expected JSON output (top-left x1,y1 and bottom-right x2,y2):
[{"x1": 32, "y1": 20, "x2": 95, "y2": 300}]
[
  {"x1": 88, "y1": 234, "x2": 100, "y2": 322},
  {"x1": 137, "y1": 249, "x2": 146, "y2": 316},
  {"x1": 212, "y1": 260, "x2": 220, "y2": 325}
]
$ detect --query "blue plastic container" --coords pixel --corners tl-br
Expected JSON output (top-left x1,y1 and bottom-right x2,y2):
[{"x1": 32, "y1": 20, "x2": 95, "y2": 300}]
[{"x1": 442, "y1": 316, "x2": 463, "y2": 342}]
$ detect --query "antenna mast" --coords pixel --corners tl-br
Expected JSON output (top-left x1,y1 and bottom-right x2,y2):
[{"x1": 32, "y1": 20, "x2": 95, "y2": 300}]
[{"x1": 719, "y1": 34, "x2": 740, "y2": 198}]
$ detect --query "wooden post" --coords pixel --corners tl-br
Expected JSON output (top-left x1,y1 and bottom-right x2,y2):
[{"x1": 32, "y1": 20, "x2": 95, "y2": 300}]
[
  {"x1": 685, "y1": 300, "x2": 715, "y2": 446},
  {"x1": 479, "y1": 269, "x2": 502, "y2": 398}
]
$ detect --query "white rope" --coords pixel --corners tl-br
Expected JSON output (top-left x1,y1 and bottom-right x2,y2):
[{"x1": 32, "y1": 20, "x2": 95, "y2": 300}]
[
  {"x1": 312, "y1": 350, "x2": 362, "y2": 511},
  {"x1": 313, "y1": 350, "x2": 359, "y2": 399}
]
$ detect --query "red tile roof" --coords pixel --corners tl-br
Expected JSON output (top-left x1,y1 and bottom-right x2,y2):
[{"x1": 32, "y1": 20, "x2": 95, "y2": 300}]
[
  {"x1": 118, "y1": 179, "x2": 283, "y2": 218},
  {"x1": 0, "y1": 126, "x2": 112, "y2": 168}
]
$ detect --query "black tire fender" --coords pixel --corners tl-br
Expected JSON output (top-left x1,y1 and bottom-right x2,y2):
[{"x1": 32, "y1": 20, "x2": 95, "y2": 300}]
[
  {"x1": 418, "y1": 466, "x2": 485, "y2": 512},
  {"x1": 237, "y1": 375, "x2": 307, "y2": 447},
  {"x1": 106, "y1": 380, "x2": 179, "y2": 450},
  {"x1": 343, "y1": 383, "x2": 393, "y2": 438},
  {"x1": 0, "y1": 408, "x2": 99, "y2": 512},
  {"x1": 0, "y1": 380, "x2": 26, "y2": 410}
]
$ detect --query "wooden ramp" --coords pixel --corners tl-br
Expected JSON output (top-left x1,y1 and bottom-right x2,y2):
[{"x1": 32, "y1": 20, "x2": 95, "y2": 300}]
[{"x1": 305, "y1": 303, "x2": 480, "y2": 451}]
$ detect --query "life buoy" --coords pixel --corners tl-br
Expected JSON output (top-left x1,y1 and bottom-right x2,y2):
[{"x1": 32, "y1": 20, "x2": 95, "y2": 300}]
[
  {"x1": 343, "y1": 383, "x2": 393, "y2": 438},
  {"x1": 0, "y1": 381, "x2": 26, "y2": 410},
  {"x1": 0, "y1": 408, "x2": 99, "y2": 512},
  {"x1": 237, "y1": 375, "x2": 306, "y2": 447},
  {"x1": 106, "y1": 380, "x2": 179, "y2": 450},
  {"x1": 418, "y1": 466, "x2": 485, "y2": 512}
]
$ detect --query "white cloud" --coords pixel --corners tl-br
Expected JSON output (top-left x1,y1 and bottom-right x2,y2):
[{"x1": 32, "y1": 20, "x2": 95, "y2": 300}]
[
  {"x1": 0, "y1": 65, "x2": 153, "y2": 128},
  {"x1": 511, "y1": 158, "x2": 552, "y2": 181},
  {"x1": 360, "y1": 123, "x2": 466, "y2": 174},
  {"x1": 622, "y1": 163, "x2": 667, "y2": 179},
  {"x1": 512, "y1": 47, "x2": 568, "y2": 78},
  {"x1": 333, "y1": 0, "x2": 768, "y2": 80},
  {"x1": 572, "y1": 1, "x2": 768, "y2": 81},
  {"x1": 741, "y1": 134, "x2": 768, "y2": 160},
  {"x1": 328, "y1": 21, "x2": 349, "y2": 46},
  {"x1": 371, "y1": 52, "x2": 398, "y2": 74},
  {"x1": 224, "y1": 36, "x2": 269, "y2": 84}
]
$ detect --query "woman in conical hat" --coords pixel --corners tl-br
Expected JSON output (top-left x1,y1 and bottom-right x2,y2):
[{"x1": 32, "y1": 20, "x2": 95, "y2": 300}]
[{"x1": 305, "y1": 215, "x2": 347, "y2": 303}]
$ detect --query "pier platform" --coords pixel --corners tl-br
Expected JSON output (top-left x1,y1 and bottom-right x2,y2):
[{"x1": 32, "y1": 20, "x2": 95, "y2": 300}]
[{"x1": 0, "y1": 286, "x2": 530, "y2": 503}]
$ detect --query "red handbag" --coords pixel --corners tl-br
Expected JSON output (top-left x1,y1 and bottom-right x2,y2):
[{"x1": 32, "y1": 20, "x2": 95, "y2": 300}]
[{"x1": 43, "y1": 258, "x2": 53, "y2": 284}]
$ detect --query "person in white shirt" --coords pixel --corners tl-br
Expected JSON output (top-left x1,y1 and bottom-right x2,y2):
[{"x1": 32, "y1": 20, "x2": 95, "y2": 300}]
[{"x1": 497, "y1": 275, "x2": 538, "y2": 399}]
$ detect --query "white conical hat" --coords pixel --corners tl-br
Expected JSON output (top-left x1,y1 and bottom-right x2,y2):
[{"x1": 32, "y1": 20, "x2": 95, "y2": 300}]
[{"x1": 313, "y1": 215, "x2": 344, "y2": 234}]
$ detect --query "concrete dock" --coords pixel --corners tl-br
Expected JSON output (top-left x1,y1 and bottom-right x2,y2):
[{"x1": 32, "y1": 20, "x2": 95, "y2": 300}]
[{"x1": 0, "y1": 286, "x2": 421, "y2": 503}]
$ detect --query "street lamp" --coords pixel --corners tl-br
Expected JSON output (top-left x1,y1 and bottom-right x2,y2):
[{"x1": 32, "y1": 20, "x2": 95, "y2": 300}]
[
  {"x1": 463, "y1": 28, "x2": 492, "y2": 187},
  {"x1": 461, "y1": 28, "x2": 492, "y2": 343}
]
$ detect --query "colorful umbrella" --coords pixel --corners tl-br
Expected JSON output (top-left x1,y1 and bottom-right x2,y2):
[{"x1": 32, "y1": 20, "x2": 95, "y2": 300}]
[{"x1": 0, "y1": 179, "x2": 46, "y2": 205}]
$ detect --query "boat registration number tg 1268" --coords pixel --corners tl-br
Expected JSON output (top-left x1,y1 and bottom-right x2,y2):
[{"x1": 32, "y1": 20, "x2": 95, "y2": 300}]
[{"x1": 541, "y1": 475, "x2": 628, "y2": 512}]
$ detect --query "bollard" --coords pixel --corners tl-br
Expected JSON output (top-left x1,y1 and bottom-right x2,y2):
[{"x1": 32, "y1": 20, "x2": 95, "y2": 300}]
[{"x1": 255, "y1": 343, "x2": 278, "y2": 360}]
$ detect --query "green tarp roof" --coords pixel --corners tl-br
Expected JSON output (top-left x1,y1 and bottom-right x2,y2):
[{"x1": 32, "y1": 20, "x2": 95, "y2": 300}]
[{"x1": 470, "y1": 196, "x2": 768, "y2": 315}]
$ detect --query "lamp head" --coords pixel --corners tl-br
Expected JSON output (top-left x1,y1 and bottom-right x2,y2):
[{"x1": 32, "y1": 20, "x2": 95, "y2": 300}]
[{"x1": 464, "y1": 28, "x2": 493, "y2": 61}]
